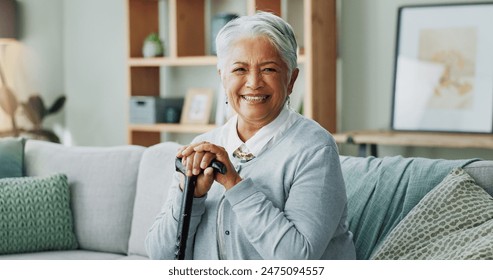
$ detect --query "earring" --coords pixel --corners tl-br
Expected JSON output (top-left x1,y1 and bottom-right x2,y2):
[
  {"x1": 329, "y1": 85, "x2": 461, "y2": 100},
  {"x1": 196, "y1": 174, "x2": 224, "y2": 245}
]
[{"x1": 286, "y1": 96, "x2": 291, "y2": 108}]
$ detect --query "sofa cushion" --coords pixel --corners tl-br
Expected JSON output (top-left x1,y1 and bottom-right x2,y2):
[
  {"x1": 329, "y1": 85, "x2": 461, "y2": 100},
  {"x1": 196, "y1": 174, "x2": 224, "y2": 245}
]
[
  {"x1": 0, "y1": 137, "x2": 25, "y2": 178},
  {"x1": 128, "y1": 142, "x2": 181, "y2": 257},
  {"x1": 371, "y1": 168, "x2": 493, "y2": 259},
  {"x1": 340, "y1": 155, "x2": 478, "y2": 259},
  {"x1": 0, "y1": 173, "x2": 78, "y2": 254},
  {"x1": 24, "y1": 140, "x2": 145, "y2": 255},
  {"x1": 0, "y1": 250, "x2": 123, "y2": 260}
]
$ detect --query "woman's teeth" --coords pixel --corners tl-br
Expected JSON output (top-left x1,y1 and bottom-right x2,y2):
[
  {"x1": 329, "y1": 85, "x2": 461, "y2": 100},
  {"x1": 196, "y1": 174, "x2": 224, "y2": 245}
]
[{"x1": 242, "y1": 95, "x2": 268, "y2": 102}]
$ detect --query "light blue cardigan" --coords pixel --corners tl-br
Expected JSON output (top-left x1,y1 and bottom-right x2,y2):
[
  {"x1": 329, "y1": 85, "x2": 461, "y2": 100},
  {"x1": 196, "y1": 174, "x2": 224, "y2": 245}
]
[{"x1": 145, "y1": 114, "x2": 356, "y2": 259}]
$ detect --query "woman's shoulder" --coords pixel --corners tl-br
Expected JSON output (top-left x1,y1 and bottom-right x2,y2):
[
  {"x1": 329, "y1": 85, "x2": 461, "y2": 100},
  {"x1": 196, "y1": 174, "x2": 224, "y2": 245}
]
[
  {"x1": 288, "y1": 115, "x2": 336, "y2": 147},
  {"x1": 274, "y1": 116, "x2": 340, "y2": 165}
]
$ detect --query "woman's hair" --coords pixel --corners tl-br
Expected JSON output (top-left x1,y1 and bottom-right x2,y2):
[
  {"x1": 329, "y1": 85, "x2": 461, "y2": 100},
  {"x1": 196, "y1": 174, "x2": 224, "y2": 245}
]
[{"x1": 215, "y1": 11, "x2": 298, "y2": 75}]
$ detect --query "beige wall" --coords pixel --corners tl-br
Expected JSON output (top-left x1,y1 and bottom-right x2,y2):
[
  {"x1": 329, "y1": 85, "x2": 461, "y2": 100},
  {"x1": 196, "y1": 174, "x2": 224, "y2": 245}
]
[{"x1": 64, "y1": 0, "x2": 126, "y2": 146}]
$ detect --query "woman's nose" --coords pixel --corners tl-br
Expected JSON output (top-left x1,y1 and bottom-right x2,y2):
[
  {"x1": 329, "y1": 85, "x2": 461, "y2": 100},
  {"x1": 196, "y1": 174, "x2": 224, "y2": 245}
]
[{"x1": 246, "y1": 71, "x2": 264, "y2": 89}]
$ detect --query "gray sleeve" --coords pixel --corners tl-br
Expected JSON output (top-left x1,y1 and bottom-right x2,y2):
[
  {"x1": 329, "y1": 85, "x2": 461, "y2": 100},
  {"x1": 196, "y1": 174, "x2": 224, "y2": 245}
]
[
  {"x1": 145, "y1": 173, "x2": 207, "y2": 259},
  {"x1": 225, "y1": 145, "x2": 347, "y2": 259}
]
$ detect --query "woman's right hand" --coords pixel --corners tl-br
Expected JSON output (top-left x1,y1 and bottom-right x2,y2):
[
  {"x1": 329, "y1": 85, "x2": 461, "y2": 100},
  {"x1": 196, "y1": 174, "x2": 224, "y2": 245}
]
[{"x1": 176, "y1": 142, "x2": 242, "y2": 197}]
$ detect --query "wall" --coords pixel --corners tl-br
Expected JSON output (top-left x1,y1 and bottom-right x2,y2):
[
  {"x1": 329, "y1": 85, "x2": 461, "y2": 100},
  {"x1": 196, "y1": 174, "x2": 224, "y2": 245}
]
[
  {"x1": 339, "y1": 0, "x2": 493, "y2": 159},
  {"x1": 64, "y1": 0, "x2": 126, "y2": 146}
]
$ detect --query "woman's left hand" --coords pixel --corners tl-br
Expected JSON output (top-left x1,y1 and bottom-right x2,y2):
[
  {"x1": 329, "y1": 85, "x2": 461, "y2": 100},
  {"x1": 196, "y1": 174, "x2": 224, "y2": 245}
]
[{"x1": 177, "y1": 142, "x2": 242, "y2": 192}]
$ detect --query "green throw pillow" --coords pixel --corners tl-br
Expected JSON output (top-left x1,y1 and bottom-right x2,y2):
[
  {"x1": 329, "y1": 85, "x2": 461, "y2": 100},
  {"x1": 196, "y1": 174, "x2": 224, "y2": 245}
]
[
  {"x1": 0, "y1": 173, "x2": 78, "y2": 254},
  {"x1": 371, "y1": 168, "x2": 493, "y2": 260},
  {"x1": 0, "y1": 137, "x2": 25, "y2": 179}
]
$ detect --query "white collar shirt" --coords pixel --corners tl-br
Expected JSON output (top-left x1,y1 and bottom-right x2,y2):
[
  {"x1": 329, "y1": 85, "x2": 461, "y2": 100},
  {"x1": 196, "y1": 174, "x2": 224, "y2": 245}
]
[{"x1": 221, "y1": 107, "x2": 298, "y2": 161}]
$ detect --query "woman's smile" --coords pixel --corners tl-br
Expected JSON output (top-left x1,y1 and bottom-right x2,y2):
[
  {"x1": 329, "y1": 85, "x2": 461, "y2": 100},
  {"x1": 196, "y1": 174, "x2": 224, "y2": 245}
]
[{"x1": 241, "y1": 95, "x2": 270, "y2": 104}]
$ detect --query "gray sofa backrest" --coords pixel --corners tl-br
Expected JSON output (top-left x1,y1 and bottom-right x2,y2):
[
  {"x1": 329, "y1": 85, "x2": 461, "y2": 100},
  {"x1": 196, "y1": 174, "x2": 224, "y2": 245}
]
[
  {"x1": 24, "y1": 140, "x2": 145, "y2": 255},
  {"x1": 128, "y1": 142, "x2": 180, "y2": 257},
  {"x1": 462, "y1": 160, "x2": 493, "y2": 196}
]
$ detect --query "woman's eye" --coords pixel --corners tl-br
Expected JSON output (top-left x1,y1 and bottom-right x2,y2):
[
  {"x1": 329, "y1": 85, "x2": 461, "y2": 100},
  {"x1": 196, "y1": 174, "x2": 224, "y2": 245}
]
[
  {"x1": 262, "y1": 68, "x2": 276, "y2": 73},
  {"x1": 233, "y1": 68, "x2": 246, "y2": 73}
]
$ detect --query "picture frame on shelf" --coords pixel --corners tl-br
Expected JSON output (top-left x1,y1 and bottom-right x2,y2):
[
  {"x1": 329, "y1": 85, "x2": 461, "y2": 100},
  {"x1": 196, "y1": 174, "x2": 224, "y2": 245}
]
[
  {"x1": 181, "y1": 88, "x2": 214, "y2": 124},
  {"x1": 391, "y1": 3, "x2": 493, "y2": 133}
]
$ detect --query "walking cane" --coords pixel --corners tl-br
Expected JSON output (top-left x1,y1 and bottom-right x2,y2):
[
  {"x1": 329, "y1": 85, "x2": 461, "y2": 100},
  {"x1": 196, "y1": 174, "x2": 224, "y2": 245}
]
[{"x1": 174, "y1": 157, "x2": 226, "y2": 260}]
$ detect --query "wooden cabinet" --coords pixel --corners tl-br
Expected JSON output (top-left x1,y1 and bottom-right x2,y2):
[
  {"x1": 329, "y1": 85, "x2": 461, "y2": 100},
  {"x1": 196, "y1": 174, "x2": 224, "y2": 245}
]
[{"x1": 125, "y1": 0, "x2": 337, "y2": 146}]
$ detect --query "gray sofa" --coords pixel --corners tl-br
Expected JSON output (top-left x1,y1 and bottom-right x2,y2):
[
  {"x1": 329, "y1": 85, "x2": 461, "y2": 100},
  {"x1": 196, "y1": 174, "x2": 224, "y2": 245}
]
[
  {"x1": 0, "y1": 139, "x2": 180, "y2": 260},
  {"x1": 1, "y1": 139, "x2": 492, "y2": 259}
]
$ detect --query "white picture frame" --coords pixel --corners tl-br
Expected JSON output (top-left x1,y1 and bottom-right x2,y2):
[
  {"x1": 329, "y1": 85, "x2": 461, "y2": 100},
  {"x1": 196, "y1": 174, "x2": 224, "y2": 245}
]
[
  {"x1": 391, "y1": 3, "x2": 493, "y2": 133},
  {"x1": 180, "y1": 88, "x2": 214, "y2": 124}
]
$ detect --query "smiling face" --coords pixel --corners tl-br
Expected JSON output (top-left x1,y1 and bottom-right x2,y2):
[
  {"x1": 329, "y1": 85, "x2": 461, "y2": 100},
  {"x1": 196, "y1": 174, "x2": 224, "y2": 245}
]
[{"x1": 219, "y1": 36, "x2": 299, "y2": 138}]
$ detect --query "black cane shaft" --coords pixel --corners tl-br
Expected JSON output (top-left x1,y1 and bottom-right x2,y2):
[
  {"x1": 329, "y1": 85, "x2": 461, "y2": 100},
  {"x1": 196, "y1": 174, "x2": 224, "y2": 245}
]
[
  {"x1": 174, "y1": 157, "x2": 226, "y2": 260},
  {"x1": 175, "y1": 175, "x2": 196, "y2": 260}
]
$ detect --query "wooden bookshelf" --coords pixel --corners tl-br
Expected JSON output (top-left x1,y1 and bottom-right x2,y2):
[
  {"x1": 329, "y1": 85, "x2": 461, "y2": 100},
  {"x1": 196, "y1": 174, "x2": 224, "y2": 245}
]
[{"x1": 125, "y1": 0, "x2": 337, "y2": 146}]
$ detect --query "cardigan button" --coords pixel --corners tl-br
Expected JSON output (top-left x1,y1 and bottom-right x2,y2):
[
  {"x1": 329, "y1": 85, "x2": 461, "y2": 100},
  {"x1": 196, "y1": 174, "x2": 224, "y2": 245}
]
[{"x1": 225, "y1": 230, "x2": 230, "y2": 235}]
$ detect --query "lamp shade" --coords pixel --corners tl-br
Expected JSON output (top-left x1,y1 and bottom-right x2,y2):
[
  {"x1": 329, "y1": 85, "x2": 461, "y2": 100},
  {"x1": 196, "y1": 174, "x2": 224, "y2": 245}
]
[{"x1": 0, "y1": 0, "x2": 17, "y2": 39}]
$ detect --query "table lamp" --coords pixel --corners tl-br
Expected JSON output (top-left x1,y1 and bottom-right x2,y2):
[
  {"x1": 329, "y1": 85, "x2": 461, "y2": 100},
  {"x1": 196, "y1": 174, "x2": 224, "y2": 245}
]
[{"x1": 0, "y1": 0, "x2": 17, "y2": 40}]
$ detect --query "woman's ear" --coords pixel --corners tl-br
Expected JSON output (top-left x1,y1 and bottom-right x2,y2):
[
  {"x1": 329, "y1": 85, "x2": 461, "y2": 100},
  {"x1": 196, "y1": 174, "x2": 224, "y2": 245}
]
[
  {"x1": 288, "y1": 68, "x2": 299, "y2": 94},
  {"x1": 218, "y1": 70, "x2": 227, "y2": 92}
]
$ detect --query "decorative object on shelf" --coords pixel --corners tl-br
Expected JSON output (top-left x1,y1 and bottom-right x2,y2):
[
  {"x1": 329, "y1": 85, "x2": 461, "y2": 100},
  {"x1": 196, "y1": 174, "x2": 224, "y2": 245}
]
[
  {"x1": 391, "y1": 3, "x2": 493, "y2": 133},
  {"x1": 181, "y1": 88, "x2": 213, "y2": 125},
  {"x1": 162, "y1": 98, "x2": 184, "y2": 123},
  {"x1": 142, "y1": 32, "x2": 164, "y2": 58},
  {"x1": 130, "y1": 96, "x2": 184, "y2": 124},
  {"x1": 210, "y1": 13, "x2": 238, "y2": 55}
]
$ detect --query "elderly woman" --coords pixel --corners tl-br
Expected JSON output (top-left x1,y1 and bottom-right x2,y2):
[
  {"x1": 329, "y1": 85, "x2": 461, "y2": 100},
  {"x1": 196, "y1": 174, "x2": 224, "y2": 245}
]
[{"x1": 145, "y1": 12, "x2": 355, "y2": 260}]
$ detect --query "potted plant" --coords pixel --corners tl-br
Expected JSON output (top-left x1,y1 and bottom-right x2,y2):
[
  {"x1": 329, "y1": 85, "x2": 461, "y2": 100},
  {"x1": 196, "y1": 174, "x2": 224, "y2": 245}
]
[{"x1": 142, "y1": 32, "x2": 164, "y2": 58}]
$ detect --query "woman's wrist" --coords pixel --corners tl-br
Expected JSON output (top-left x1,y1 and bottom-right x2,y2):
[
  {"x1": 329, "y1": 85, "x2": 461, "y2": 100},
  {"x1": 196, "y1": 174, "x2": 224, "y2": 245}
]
[{"x1": 224, "y1": 175, "x2": 243, "y2": 190}]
